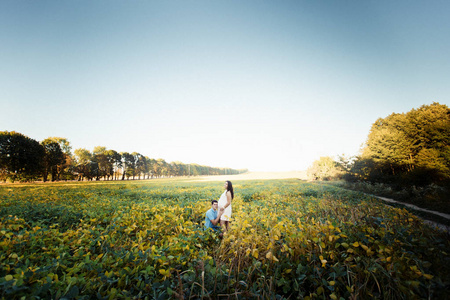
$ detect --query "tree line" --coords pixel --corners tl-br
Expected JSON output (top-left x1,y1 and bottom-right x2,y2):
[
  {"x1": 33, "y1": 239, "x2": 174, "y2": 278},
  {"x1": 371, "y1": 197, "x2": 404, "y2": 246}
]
[
  {"x1": 308, "y1": 102, "x2": 450, "y2": 187},
  {"x1": 0, "y1": 132, "x2": 247, "y2": 182}
]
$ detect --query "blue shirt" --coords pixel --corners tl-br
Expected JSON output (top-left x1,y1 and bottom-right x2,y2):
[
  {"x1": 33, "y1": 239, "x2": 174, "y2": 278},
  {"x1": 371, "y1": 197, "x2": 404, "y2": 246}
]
[{"x1": 205, "y1": 208, "x2": 220, "y2": 231}]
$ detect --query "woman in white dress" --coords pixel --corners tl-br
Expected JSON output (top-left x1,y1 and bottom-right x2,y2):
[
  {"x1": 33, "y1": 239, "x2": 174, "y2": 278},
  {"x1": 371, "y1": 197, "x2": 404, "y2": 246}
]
[{"x1": 218, "y1": 180, "x2": 234, "y2": 232}]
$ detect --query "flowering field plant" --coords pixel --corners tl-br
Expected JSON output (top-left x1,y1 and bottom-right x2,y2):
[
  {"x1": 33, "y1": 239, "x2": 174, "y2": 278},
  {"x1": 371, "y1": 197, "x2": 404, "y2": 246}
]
[{"x1": 1, "y1": 179, "x2": 449, "y2": 299}]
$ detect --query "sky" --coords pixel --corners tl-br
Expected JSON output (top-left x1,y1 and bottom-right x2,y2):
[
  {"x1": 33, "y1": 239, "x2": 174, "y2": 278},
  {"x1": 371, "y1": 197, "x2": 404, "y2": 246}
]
[{"x1": 1, "y1": 0, "x2": 449, "y2": 172}]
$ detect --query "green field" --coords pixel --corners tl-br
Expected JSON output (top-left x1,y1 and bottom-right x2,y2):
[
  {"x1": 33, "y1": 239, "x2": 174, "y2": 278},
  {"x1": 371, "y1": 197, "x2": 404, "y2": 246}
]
[{"x1": 1, "y1": 179, "x2": 449, "y2": 299}]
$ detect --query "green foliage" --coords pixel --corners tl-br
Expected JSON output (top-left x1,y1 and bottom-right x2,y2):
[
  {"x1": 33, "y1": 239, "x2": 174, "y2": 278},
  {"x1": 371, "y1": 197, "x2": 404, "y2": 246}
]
[
  {"x1": 307, "y1": 156, "x2": 344, "y2": 181},
  {"x1": 335, "y1": 180, "x2": 450, "y2": 216},
  {"x1": 0, "y1": 131, "x2": 45, "y2": 182},
  {"x1": 1, "y1": 131, "x2": 247, "y2": 183},
  {"x1": 334, "y1": 103, "x2": 450, "y2": 214},
  {"x1": 73, "y1": 148, "x2": 95, "y2": 181},
  {"x1": 41, "y1": 137, "x2": 75, "y2": 181},
  {"x1": 0, "y1": 179, "x2": 448, "y2": 299},
  {"x1": 354, "y1": 102, "x2": 450, "y2": 185},
  {"x1": 41, "y1": 140, "x2": 65, "y2": 182},
  {"x1": 44, "y1": 137, "x2": 72, "y2": 156}
]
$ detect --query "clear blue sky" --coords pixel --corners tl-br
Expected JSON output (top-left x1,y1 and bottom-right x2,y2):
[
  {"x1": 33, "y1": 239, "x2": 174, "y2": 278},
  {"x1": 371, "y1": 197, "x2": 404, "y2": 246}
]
[{"x1": 1, "y1": 1, "x2": 449, "y2": 171}]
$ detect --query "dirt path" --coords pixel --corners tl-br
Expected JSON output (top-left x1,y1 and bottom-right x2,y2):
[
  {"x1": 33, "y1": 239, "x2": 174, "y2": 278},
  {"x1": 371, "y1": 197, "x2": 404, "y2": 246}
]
[
  {"x1": 375, "y1": 196, "x2": 450, "y2": 220},
  {"x1": 373, "y1": 195, "x2": 450, "y2": 232},
  {"x1": 311, "y1": 182, "x2": 450, "y2": 233},
  {"x1": 421, "y1": 220, "x2": 450, "y2": 232}
]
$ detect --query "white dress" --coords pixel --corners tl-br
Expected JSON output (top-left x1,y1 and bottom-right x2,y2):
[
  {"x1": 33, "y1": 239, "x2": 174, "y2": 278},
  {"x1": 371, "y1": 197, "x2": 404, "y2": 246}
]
[{"x1": 218, "y1": 190, "x2": 232, "y2": 221}]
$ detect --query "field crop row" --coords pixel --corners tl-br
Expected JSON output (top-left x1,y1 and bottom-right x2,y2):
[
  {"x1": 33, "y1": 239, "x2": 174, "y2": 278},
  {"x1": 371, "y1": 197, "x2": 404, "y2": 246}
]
[{"x1": 0, "y1": 179, "x2": 449, "y2": 299}]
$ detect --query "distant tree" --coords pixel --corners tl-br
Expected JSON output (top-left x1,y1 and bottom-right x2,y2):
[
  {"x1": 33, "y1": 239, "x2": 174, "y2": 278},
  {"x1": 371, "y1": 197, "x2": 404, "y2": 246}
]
[
  {"x1": 93, "y1": 146, "x2": 109, "y2": 180},
  {"x1": 146, "y1": 157, "x2": 155, "y2": 179},
  {"x1": 44, "y1": 137, "x2": 74, "y2": 180},
  {"x1": 171, "y1": 161, "x2": 186, "y2": 176},
  {"x1": 104, "y1": 150, "x2": 121, "y2": 180},
  {"x1": 0, "y1": 131, "x2": 45, "y2": 182},
  {"x1": 161, "y1": 160, "x2": 171, "y2": 177},
  {"x1": 120, "y1": 152, "x2": 134, "y2": 180},
  {"x1": 336, "y1": 154, "x2": 355, "y2": 174},
  {"x1": 45, "y1": 137, "x2": 72, "y2": 155},
  {"x1": 2, "y1": 131, "x2": 248, "y2": 182},
  {"x1": 139, "y1": 156, "x2": 149, "y2": 179},
  {"x1": 74, "y1": 148, "x2": 94, "y2": 181},
  {"x1": 153, "y1": 159, "x2": 168, "y2": 178},
  {"x1": 0, "y1": 131, "x2": 45, "y2": 181},
  {"x1": 307, "y1": 156, "x2": 343, "y2": 181},
  {"x1": 41, "y1": 139, "x2": 65, "y2": 182},
  {"x1": 133, "y1": 152, "x2": 146, "y2": 179},
  {"x1": 191, "y1": 164, "x2": 201, "y2": 176},
  {"x1": 152, "y1": 159, "x2": 160, "y2": 178}
]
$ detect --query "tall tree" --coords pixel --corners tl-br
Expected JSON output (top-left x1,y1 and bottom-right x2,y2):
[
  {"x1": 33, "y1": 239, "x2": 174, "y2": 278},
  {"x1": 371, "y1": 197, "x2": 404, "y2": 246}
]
[
  {"x1": 105, "y1": 150, "x2": 121, "y2": 180},
  {"x1": 354, "y1": 102, "x2": 450, "y2": 185},
  {"x1": 74, "y1": 148, "x2": 93, "y2": 181},
  {"x1": 41, "y1": 139, "x2": 65, "y2": 182},
  {"x1": 405, "y1": 103, "x2": 450, "y2": 176},
  {"x1": 120, "y1": 152, "x2": 134, "y2": 180},
  {"x1": 44, "y1": 137, "x2": 74, "y2": 180},
  {"x1": 45, "y1": 137, "x2": 72, "y2": 156},
  {"x1": 153, "y1": 159, "x2": 168, "y2": 178},
  {"x1": 147, "y1": 158, "x2": 156, "y2": 178},
  {"x1": 0, "y1": 131, "x2": 45, "y2": 182},
  {"x1": 361, "y1": 113, "x2": 413, "y2": 175},
  {"x1": 93, "y1": 146, "x2": 109, "y2": 180},
  {"x1": 307, "y1": 156, "x2": 343, "y2": 181},
  {"x1": 133, "y1": 152, "x2": 146, "y2": 179}
]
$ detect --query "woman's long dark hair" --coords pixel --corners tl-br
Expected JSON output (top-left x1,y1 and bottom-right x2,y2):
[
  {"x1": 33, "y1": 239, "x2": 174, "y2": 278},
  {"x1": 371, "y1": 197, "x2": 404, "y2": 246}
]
[{"x1": 226, "y1": 181, "x2": 234, "y2": 199}]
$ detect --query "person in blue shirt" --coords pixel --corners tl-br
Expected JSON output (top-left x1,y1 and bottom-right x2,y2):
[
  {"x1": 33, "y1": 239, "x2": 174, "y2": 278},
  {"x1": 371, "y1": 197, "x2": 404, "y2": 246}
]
[{"x1": 205, "y1": 200, "x2": 223, "y2": 233}]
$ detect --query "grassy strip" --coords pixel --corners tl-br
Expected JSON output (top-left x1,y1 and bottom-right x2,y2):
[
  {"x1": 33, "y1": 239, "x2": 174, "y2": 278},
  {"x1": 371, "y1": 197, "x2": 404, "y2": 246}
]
[
  {"x1": 379, "y1": 201, "x2": 450, "y2": 229},
  {"x1": 314, "y1": 181, "x2": 450, "y2": 228}
]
